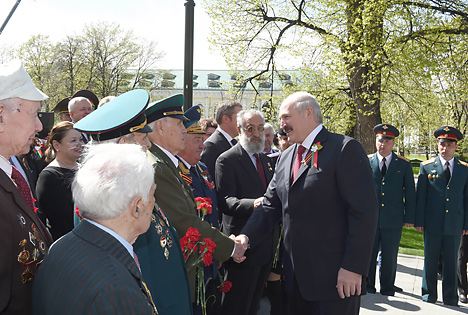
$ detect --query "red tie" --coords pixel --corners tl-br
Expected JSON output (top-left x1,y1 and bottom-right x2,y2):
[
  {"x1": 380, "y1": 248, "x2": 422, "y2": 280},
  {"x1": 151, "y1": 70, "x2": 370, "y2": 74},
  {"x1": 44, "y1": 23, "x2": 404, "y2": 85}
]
[
  {"x1": 292, "y1": 145, "x2": 306, "y2": 182},
  {"x1": 11, "y1": 165, "x2": 35, "y2": 213},
  {"x1": 133, "y1": 251, "x2": 141, "y2": 271},
  {"x1": 253, "y1": 153, "x2": 267, "y2": 189}
]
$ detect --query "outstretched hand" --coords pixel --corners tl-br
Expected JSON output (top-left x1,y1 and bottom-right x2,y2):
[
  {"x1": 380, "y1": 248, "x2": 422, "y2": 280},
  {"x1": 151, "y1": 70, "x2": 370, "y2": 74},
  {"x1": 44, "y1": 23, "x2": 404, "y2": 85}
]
[{"x1": 230, "y1": 234, "x2": 249, "y2": 263}]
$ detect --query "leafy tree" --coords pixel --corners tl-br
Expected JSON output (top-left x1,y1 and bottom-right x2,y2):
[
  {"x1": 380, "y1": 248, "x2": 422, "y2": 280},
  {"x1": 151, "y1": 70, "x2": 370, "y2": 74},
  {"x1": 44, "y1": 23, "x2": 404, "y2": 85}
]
[{"x1": 204, "y1": 0, "x2": 468, "y2": 153}]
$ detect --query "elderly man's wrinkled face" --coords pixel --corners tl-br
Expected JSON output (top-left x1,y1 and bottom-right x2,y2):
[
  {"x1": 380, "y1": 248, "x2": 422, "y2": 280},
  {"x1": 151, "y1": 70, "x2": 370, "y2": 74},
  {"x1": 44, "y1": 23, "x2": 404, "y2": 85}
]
[
  {"x1": 279, "y1": 101, "x2": 315, "y2": 144},
  {"x1": 1, "y1": 99, "x2": 43, "y2": 157},
  {"x1": 70, "y1": 100, "x2": 93, "y2": 123},
  {"x1": 133, "y1": 132, "x2": 151, "y2": 152},
  {"x1": 179, "y1": 134, "x2": 204, "y2": 165},
  {"x1": 163, "y1": 117, "x2": 187, "y2": 154}
]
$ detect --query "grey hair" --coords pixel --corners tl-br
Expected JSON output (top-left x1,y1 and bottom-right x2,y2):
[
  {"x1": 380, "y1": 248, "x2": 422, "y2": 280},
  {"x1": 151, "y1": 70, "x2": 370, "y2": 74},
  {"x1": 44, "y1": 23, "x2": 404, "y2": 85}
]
[
  {"x1": 264, "y1": 123, "x2": 274, "y2": 134},
  {"x1": 236, "y1": 109, "x2": 265, "y2": 127},
  {"x1": 282, "y1": 92, "x2": 323, "y2": 124},
  {"x1": 0, "y1": 97, "x2": 20, "y2": 111},
  {"x1": 72, "y1": 143, "x2": 154, "y2": 221},
  {"x1": 68, "y1": 97, "x2": 92, "y2": 113}
]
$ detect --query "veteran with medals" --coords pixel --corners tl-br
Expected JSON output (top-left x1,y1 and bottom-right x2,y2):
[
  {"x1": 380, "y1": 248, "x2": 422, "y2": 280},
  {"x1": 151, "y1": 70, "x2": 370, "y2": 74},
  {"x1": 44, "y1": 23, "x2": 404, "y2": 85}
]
[
  {"x1": 0, "y1": 60, "x2": 53, "y2": 314},
  {"x1": 416, "y1": 126, "x2": 468, "y2": 306},
  {"x1": 144, "y1": 95, "x2": 245, "y2": 310},
  {"x1": 72, "y1": 89, "x2": 192, "y2": 314}
]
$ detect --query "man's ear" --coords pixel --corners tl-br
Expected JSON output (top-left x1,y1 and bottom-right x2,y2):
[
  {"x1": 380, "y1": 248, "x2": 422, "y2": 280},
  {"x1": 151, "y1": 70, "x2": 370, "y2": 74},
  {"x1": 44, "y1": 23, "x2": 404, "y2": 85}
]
[{"x1": 129, "y1": 196, "x2": 143, "y2": 219}]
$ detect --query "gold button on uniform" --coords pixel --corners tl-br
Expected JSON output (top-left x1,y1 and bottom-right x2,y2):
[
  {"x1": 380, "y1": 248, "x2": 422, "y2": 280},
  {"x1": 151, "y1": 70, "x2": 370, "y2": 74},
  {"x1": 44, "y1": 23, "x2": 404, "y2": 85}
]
[
  {"x1": 446, "y1": 198, "x2": 449, "y2": 201},
  {"x1": 382, "y1": 193, "x2": 385, "y2": 196},
  {"x1": 382, "y1": 182, "x2": 385, "y2": 185},
  {"x1": 446, "y1": 210, "x2": 449, "y2": 213},
  {"x1": 382, "y1": 204, "x2": 384, "y2": 207}
]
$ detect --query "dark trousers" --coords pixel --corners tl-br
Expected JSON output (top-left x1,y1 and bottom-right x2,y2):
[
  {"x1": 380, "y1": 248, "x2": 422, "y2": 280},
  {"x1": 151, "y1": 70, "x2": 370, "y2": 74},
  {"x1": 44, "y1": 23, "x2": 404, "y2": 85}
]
[
  {"x1": 458, "y1": 234, "x2": 468, "y2": 295},
  {"x1": 422, "y1": 232, "x2": 461, "y2": 304},
  {"x1": 367, "y1": 227, "x2": 402, "y2": 295},
  {"x1": 288, "y1": 277, "x2": 360, "y2": 315},
  {"x1": 220, "y1": 259, "x2": 271, "y2": 315}
]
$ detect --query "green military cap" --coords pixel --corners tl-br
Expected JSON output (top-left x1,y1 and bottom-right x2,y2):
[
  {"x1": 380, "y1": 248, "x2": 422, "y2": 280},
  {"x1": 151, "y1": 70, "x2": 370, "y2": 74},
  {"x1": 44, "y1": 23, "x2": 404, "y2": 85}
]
[
  {"x1": 434, "y1": 126, "x2": 463, "y2": 143},
  {"x1": 146, "y1": 94, "x2": 189, "y2": 123},
  {"x1": 374, "y1": 123, "x2": 399, "y2": 140},
  {"x1": 72, "y1": 89, "x2": 99, "y2": 109}
]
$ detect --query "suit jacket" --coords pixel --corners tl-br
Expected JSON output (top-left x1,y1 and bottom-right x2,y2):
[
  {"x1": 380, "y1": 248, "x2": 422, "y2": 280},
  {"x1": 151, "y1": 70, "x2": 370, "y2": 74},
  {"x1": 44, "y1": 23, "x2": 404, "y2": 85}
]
[
  {"x1": 216, "y1": 144, "x2": 276, "y2": 265},
  {"x1": 201, "y1": 129, "x2": 232, "y2": 181},
  {"x1": 0, "y1": 169, "x2": 52, "y2": 315},
  {"x1": 242, "y1": 127, "x2": 378, "y2": 301},
  {"x1": 32, "y1": 220, "x2": 156, "y2": 314},
  {"x1": 149, "y1": 145, "x2": 234, "y2": 299},
  {"x1": 416, "y1": 156, "x2": 468, "y2": 235},
  {"x1": 369, "y1": 152, "x2": 416, "y2": 229}
]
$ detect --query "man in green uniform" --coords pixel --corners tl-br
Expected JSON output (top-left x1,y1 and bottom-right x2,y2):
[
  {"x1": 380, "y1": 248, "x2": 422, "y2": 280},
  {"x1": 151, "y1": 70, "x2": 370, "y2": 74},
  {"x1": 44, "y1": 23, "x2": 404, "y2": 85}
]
[
  {"x1": 145, "y1": 95, "x2": 245, "y2": 309},
  {"x1": 416, "y1": 126, "x2": 468, "y2": 306},
  {"x1": 367, "y1": 124, "x2": 416, "y2": 296}
]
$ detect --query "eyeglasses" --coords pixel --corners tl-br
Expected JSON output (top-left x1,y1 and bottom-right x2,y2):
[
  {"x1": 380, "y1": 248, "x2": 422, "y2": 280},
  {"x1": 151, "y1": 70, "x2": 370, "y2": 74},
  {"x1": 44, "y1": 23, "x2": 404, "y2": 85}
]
[{"x1": 242, "y1": 125, "x2": 265, "y2": 134}]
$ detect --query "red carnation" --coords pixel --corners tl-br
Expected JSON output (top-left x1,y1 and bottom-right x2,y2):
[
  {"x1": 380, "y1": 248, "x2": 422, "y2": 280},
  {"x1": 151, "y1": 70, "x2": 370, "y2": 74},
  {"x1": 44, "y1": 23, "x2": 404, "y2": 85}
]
[
  {"x1": 203, "y1": 252, "x2": 213, "y2": 266},
  {"x1": 186, "y1": 227, "x2": 201, "y2": 242},
  {"x1": 219, "y1": 280, "x2": 232, "y2": 293}
]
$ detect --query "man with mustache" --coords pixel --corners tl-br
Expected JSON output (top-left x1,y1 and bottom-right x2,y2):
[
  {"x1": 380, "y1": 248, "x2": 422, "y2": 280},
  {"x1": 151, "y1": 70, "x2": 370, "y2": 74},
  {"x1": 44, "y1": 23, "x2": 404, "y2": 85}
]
[
  {"x1": 216, "y1": 110, "x2": 277, "y2": 315},
  {"x1": 236, "y1": 92, "x2": 378, "y2": 315}
]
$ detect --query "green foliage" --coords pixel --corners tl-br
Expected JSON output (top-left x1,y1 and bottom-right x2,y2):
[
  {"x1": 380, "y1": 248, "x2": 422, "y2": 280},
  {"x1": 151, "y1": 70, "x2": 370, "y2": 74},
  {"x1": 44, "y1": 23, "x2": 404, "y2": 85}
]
[{"x1": 13, "y1": 22, "x2": 164, "y2": 110}]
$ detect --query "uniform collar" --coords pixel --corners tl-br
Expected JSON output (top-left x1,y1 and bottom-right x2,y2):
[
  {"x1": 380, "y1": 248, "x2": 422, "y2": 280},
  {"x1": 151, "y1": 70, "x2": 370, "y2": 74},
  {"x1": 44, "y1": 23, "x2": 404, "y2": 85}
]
[{"x1": 154, "y1": 143, "x2": 179, "y2": 168}]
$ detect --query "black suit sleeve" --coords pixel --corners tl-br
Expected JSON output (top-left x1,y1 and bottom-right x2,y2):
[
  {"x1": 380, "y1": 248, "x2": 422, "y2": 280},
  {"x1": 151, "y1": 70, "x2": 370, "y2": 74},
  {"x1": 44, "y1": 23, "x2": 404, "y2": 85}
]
[
  {"x1": 215, "y1": 153, "x2": 256, "y2": 219},
  {"x1": 335, "y1": 139, "x2": 378, "y2": 275},
  {"x1": 201, "y1": 140, "x2": 219, "y2": 180}
]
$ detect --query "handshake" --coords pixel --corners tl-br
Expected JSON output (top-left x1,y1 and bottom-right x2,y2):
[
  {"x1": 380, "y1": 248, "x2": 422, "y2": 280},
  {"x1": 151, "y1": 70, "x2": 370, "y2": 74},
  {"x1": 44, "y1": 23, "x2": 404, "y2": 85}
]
[{"x1": 229, "y1": 234, "x2": 249, "y2": 263}]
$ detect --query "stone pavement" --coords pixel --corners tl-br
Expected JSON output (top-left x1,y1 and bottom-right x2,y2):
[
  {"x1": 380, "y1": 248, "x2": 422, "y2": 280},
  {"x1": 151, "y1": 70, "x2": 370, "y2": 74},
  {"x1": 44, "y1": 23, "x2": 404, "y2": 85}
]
[
  {"x1": 259, "y1": 253, "x2": 468, "y2": 314},
  {"x1": 361, "y1": 254, "x2": 468, "y2": 314}
]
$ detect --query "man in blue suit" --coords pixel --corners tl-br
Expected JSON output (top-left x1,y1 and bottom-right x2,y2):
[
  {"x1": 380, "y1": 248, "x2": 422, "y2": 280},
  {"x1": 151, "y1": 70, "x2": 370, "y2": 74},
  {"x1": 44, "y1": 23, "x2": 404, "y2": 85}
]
[
  {"x1": 416, "y1": 126, "x2": 468, "y2": 306},
  {"x1": 367, "y1": 124, "x2": 416, "y2": 296},
  {"x1": 33, "y1": 143, "x2": 158, "y2": 314},
  {"x1": 178, "y1": 105, "x2": 222, "y2": 314}
]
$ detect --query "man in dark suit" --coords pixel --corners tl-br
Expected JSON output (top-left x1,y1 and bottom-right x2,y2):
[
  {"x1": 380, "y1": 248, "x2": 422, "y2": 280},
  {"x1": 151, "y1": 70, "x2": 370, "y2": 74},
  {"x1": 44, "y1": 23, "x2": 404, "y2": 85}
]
[
  {"x1": 201, "y1": 100, "x2": 242, "y2": 181},
  {"x1": 0, "y1": 59, "x2": 53, "y2": 314},
  {"x1": 144, "y1": 95, "x2": 245, "y2": 308},
  {"x1": 415, "y1": 126, "x2": 468, "y2": 306},
  {"x1": 33, "y1": 143, "x2": 158, "y2": 314},
  {"x1": 236, "y1": 92, "x2": 378, "y2": 315},
  {"x1": 367, "y1": 124, "x2": 416, "y2": 296},
  {"x1": 216, "y1": 110, "x2": 277, "y2": 315}
]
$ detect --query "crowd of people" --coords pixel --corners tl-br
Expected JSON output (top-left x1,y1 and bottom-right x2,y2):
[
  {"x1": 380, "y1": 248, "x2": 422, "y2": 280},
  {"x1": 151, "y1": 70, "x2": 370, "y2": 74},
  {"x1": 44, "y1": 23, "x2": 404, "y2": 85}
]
[{"x1": 1, "y1": 57, "x2": 468, "y2": 315}]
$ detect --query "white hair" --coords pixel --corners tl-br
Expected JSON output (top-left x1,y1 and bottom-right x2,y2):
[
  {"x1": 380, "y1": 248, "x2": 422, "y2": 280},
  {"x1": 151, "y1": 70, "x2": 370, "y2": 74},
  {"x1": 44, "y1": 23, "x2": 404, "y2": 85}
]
[
  {"x1": 236, "y1": 109, "x2": 265, "y2": 127},
  {"x1": 68, "y1": 96, "x2": 92, "y2": 112},
  {"x1": 282, "y1": 92, "x2": 323, "y2": 124},
  {"x1": 72, "y1": 143, "x2": 154, "y2": 221},
  {"x1": 264, "y1": 123, "x2": 274, "y2": 134}
]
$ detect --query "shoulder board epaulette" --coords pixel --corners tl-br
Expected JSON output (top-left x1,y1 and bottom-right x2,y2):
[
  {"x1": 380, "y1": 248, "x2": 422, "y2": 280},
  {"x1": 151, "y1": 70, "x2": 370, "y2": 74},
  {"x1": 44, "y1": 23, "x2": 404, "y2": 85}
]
[
  {"x1": 367, "y1": 154, "x2": 374, "y2": 158},
  {"x1": 397, "y1": 155, "x2": 410, "y2": 162},
  {"x1": 422, "y1": 158, "x2": 435, "y2": 166},
  {"x1": 178, "y1": 161, "x2": 190, "y2": 174},
  {"x1": 459, "y1": 160, "x2": 468, "y2": 167}
]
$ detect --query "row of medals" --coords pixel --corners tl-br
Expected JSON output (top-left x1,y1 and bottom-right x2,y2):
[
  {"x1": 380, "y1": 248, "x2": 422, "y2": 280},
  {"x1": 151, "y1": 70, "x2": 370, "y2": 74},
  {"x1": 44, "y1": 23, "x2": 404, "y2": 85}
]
[
  {"x1": 152, "y1": 206, "x2": 173, "y2": 260},
  {"x1": 17, "y1": 217, "x2": 46, "y2": 284}
]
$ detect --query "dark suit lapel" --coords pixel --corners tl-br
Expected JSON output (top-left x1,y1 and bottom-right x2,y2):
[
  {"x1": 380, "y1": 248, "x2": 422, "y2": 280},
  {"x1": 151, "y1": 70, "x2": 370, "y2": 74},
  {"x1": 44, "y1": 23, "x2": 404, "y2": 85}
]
[
  {"x1": 434, "y1": 156, "x2": 444, "y2": 177},
  {"x1": 384, "y1": 153, "x2": 398, "y2": 178},
  {"x1": 292, "y1": 128, "x2": 329, "y2": 185},
  {"x1": 450, "y1": 157, "x2": 462, "y2": 185},
  {"x1": 259, "y1": 153, "x2": 274, "y2": 183},
  {"x1": 369, "y1": 153, "x2": 382, "y2": 180}
]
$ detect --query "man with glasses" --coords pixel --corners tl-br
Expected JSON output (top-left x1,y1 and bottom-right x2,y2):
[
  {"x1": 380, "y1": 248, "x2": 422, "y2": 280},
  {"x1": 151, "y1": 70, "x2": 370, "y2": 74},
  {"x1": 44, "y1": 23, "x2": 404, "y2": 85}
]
[{"x1": 216, "y1": 110, "x2": 278, "y2": 315}]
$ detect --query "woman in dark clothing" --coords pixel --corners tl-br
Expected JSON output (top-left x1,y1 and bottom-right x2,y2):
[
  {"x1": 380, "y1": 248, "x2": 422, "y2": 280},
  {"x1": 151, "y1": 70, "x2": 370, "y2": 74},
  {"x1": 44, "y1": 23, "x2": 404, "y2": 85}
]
[{"x1": 36, "y1": 121, "x2": 83, "y2": 240}]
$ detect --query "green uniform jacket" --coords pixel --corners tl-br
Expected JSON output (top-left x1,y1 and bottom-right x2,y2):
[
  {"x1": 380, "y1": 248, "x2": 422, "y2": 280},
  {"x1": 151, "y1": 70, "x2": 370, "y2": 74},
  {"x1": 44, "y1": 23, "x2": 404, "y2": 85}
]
[
  {"x1": 416, "y1": 156, "x2": 468, "y2": 235},
  {"x1": 149, "y1": 145, "x2": 234, "y2": 300},
  {"x1": 368, "y1": 153, "x2": 416, "y2": 228}
]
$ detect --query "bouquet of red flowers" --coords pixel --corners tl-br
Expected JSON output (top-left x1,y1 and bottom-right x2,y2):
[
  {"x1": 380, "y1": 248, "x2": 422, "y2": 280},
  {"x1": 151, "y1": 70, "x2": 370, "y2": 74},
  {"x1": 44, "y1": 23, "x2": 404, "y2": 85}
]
[{"x1": 194, "y1": 197, "x2": 212, "y2": 220}]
